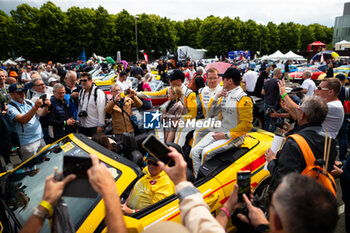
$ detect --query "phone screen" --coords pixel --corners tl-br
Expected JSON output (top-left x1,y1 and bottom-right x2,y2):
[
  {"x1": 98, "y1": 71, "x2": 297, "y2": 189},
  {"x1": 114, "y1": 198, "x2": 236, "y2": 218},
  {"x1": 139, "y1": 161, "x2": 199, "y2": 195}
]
[
  {"x1": 142, "y1": 134, "x2": 171, "y2": 164},
  {"x1": 62, "y1": 155, "x2": 97, "y2": 198},
  {"x1": 237, "y1": 171, "x2": 251, "y2": 202}
]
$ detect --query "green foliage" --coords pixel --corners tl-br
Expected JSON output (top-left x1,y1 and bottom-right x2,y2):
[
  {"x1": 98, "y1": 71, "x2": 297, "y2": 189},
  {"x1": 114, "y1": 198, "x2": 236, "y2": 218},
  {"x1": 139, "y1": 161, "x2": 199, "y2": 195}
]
[{"x1": 0, "y1": 1, "x2": 334, "y2": 61}]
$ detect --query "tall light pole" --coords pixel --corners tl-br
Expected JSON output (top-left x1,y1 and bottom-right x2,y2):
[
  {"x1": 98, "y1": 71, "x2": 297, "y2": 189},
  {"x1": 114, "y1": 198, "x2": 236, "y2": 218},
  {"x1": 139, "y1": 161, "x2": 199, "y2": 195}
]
[{"x1": 134, "y1": 15, "x2": 139, "y2": 62}]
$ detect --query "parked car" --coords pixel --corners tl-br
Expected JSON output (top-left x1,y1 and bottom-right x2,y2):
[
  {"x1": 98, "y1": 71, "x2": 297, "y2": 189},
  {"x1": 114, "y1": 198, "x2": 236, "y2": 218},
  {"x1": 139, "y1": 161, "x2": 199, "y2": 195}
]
[{"x1": 289, "y1": 67, "x2": 325, "y2": 83}]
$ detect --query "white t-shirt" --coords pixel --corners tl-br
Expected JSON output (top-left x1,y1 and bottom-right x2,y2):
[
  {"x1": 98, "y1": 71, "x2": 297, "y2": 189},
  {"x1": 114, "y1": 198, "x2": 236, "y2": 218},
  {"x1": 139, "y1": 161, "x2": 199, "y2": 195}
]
[
  {"x1": 242, "y1": 70, "x2": 258, "y2": 92},
  {"x1": 116, "y1": 79, "x2": 132, "y2": 92},
  {"x1": 322, "y1": 100, "x2": 344, "y2": 138},
  {"x1": 300, "y1": 78, "x2": 316, "y2": 96}
]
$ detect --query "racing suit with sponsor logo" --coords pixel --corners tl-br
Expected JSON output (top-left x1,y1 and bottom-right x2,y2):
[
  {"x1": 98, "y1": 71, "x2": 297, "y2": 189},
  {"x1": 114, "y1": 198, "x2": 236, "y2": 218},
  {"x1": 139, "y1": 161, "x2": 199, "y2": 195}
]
[
  {"x1": 193, "y1": 85, "x2": 223, "y2": 146},
  {"x1": 190, "y1": 86, "x2": 253, "y2": 177},
  {"x1": 127, "y1": 168, "x2": 175, "y2": 210}
]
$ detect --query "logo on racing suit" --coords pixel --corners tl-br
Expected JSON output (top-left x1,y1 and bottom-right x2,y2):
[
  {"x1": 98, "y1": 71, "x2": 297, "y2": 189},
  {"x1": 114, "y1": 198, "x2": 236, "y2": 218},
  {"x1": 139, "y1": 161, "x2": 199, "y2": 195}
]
[{"x1": 143, "y1": 110, "x2": 162, "y2": 129}]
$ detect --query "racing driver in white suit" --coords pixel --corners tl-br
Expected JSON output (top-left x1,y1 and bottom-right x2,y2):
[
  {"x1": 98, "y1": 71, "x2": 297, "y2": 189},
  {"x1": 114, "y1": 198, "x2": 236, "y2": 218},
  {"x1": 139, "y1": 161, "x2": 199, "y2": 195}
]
[
  {"x1": 190, "y1": 67, "x2": 253, "y2": 177},
  {"x1": 193, "y1": 67, "x2": 223, "y2": 146}
]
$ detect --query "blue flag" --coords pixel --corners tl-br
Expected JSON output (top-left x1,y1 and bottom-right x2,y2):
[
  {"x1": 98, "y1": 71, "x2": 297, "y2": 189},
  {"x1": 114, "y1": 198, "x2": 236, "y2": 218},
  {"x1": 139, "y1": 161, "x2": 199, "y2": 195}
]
[{"x1": 78, "y1": 49, "x2": 86, "y2": 62}]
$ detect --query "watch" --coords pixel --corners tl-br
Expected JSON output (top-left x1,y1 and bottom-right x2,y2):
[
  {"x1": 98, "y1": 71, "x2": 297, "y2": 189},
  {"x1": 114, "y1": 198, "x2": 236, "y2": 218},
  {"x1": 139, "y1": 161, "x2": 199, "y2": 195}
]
[
  {"x1": 32, "y1": 207, "x2": 49, "y2": 219},
  {"x1": 225, "y1": 132, "x2": 230, "y2": 139}
]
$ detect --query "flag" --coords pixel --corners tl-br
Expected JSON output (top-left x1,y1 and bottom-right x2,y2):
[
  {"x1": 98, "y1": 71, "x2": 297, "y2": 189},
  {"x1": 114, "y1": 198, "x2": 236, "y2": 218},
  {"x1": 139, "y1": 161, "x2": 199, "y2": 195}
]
[
  {"x1": 78, "y1": 49, "x2": 86, "y2": 63},
  {"x1": 143, "y1": 53, "x2": 149, "y2": 63},
  {"x1": 320, "y1": 52, "x2": 324, "y2": 64}
]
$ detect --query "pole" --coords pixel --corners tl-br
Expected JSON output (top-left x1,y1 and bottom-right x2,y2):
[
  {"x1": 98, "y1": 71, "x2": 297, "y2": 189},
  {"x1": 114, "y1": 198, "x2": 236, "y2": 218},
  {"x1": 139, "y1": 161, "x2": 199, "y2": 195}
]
[{"x1": 135, "y1": 16, "x2": 139, "y2": 62}]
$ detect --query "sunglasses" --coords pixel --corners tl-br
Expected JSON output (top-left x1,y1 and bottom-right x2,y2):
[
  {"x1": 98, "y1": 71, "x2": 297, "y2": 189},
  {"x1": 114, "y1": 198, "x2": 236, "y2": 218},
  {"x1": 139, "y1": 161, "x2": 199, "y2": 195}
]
[
  {"x1": 35, "y1": 83, "x2": 45, "y2": 87},
  {"x1": 147, "y1": 160, "x2": 158, "y2": 167},
  {"x1": 80, "y1": 79, "x2": 88, "y2": 83},
  {"x1": 317, "y1": 86, "x2": 330, "y2": 91}
]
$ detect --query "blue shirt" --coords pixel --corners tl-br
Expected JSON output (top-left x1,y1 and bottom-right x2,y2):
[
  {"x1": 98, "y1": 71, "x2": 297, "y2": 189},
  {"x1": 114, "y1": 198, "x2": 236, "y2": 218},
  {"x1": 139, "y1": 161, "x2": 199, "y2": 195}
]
[{"x1": 7, "y1": 99, "x2": 43, "y2": 145}]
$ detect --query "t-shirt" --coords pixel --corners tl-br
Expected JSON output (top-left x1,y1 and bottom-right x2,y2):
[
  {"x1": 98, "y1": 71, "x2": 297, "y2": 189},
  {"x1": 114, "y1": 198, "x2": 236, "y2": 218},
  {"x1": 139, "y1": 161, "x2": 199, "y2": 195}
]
[
  {"x1": 322, "y1": 100, "x2": 344, "y2": 138},
  {"x1": 263, "y1": 78, "x2": 280, "y2": 106},
  {"x1": 242, "y1": 70, "x2": 258, "y2": 92},
  {"x1": 142, "y1": 82, "x2": 152, "y2": 101},
  {"x1": 116, "y1": 80, "x2": 132, "y2": 92},
  {"x1": 301, "y1": 78, "x2": 316, "y2": 96},
  {"x1": 127, "y1": 169, "x2": 174, "y2": 209},
  {"x1": 7, "y1": 99, "x2": 43, "y2": 145}
]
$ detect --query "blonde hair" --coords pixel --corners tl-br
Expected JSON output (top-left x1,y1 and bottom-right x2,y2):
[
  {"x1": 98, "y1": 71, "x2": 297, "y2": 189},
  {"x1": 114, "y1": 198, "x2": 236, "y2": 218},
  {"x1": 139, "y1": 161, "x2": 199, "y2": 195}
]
[{"x1": 170, "y1": 86, "x2": 182, "y2": 101}]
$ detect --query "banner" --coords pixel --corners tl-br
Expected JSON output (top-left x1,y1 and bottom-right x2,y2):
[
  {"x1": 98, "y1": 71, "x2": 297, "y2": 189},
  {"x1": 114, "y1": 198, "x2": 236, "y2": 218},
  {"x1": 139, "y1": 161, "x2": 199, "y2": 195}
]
[
  {"x1": 228, "y1": 51, "x2": 251, "y2": 60},
  {"x1": 143, "y1": 53, "x2": 149, "y2": 63}
]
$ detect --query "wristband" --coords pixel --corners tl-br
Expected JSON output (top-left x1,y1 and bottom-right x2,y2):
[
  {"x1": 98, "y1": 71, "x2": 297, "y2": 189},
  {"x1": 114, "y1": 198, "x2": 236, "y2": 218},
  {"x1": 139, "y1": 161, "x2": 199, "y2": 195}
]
[
  {"x1": 132, "y1": 209, "x2": 136, "y2": 214},
  {"x1": 33, "y1": 105, "x2": 39, "y2": 110},
  {"x1": 220, "y1": 207, "x2": 231, "y2": 219},
  {"x1": 281, "y1": 93, "x2": 288, "y2": 100},
  {"x1": 64, "y1": 121, "x2": 66, "y2": 127},
  {"x1": 39, "y1": 200, "x2": 53, "y2": 217}
]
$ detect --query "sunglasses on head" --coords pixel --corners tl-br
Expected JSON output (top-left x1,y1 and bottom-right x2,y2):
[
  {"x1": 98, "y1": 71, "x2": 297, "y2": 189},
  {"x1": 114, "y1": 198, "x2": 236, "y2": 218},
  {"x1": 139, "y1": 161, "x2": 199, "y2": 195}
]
[{"x1": 147, "y1": 160, "x2": 158, "y2": 166}]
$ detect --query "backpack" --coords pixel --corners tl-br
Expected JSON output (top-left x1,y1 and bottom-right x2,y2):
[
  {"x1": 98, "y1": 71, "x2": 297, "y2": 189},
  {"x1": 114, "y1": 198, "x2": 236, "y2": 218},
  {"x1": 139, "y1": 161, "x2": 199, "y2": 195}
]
[
  {"x1": 288, "y1": 134, "x2": 337, "y2": 197},
  {"x1": 343, "y1": 87, "x2": 350, "y2": 114}
]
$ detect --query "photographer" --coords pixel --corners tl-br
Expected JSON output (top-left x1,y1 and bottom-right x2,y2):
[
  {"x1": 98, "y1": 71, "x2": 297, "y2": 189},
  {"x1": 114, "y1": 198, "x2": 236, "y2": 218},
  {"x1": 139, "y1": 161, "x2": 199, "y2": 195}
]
[
  {"x1": 104, "y1": 84, "x2": 142, "y2": 142},
  {"x1": 7, "y1": 83, "x2": 50, "y2": 161},
  {"x1": 47, "y1": 83, "x2": 76, "y2": 142},
  {"x1": 77, "y1": 72, "x2": 106, "y2": 137}
]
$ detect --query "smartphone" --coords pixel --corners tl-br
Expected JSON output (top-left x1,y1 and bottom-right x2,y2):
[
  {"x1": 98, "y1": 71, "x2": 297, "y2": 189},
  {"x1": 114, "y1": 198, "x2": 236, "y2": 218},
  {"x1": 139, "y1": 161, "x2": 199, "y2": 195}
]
[
  {"x1": 237, "y1": 171, "x2": 251, "y2": 202},
  {"x1": 62, "y1": 155, "x2": 97, "y2": 198},
  {"x1": 142, "y1": 134, "x2": 172, "y2": 165},
  {"x1": 40, "y1": 94, "x2": 47, "y2": 107},
  {"x1": 0, "y1": 102, "x2": 5, "y2": 112}
]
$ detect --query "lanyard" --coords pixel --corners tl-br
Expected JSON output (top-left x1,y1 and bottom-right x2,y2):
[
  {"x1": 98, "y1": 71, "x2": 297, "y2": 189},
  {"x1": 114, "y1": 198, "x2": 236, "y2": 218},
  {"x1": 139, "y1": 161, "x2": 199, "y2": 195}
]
[
  {"x1": 80, "y1": 86, "x2": 93, "y2": 111},
  {"x1": 0, "y1": 87, "x2": 9, "y2": 101}
]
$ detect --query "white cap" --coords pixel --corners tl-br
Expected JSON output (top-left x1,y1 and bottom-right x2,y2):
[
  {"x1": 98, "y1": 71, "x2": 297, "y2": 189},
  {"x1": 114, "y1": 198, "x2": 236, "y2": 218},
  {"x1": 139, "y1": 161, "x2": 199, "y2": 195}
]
[{"x1": 48, "y1": 77, "x2": 58, "y2": 83}]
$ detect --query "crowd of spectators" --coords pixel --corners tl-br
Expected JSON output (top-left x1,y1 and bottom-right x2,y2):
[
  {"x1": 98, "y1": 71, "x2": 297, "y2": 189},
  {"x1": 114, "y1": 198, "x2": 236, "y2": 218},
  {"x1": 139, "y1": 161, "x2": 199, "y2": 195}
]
[{"x1": 1, "y1": 56, "x2": 350, "y2": 233}]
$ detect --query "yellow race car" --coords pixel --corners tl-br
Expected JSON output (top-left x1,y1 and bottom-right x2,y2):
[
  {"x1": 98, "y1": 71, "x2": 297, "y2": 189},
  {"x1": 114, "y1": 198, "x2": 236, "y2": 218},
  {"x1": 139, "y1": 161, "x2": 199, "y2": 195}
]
[{"x1": 0, "y1": 130, "x2": 273, "y2": 233}]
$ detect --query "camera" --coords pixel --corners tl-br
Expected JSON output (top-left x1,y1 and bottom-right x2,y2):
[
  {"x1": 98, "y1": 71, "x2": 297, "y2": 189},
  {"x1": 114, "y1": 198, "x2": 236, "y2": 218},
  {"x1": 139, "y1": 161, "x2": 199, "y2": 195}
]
[
  {"x1": 40, "y1": 94, "x2": 47, "y2": 107},
  {"x1": 78, "y1": 111, "x2": 88, "y2": 118},
  {"x1": 124, "y1": 88, "x2": 131, "y2": 95}
]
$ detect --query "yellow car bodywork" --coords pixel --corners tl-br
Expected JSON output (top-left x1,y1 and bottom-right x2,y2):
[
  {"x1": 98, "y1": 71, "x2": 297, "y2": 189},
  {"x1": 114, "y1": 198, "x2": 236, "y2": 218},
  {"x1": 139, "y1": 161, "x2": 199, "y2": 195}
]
[
  {"x1": 151, "y1": 70, "x2": 161, "y2": 80},
  {"x1": 94, "y1": 73, "x2": 117, "y2": 86},
  {"x1": 318, "y1": 67, "x2": 350, "y2": 83},
  {"x1": 0, "y1": 131, "x2": 273, "y2": 233}
]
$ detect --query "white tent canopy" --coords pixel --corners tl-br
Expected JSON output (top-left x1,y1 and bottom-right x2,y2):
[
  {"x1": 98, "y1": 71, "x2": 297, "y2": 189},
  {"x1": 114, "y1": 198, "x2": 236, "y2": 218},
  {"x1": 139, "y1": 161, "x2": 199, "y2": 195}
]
[
  {"x1": 15, "y1": 56, "x2": 25, "y2": 62},
  {"x1": 335, "y1": 40, "x2": 350, "y2": 50},
  {"x1": 177, "y1": 46, "x2": 207, "y2": 60},
  {"x1": 264, "y1": 50, "x2": 285, "y2": 60},
  {"x1": 3, "y1": 59, "x2": 17, "y2": 65},
  {"x1": 283, "y1": 50, "x2": 307, "y2": 61}
]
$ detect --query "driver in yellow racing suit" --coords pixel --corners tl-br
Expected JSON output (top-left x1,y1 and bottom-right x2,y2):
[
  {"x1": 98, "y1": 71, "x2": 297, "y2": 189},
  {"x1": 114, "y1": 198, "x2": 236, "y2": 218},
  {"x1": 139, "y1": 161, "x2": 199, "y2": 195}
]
[{"x1": 190, "y1": 68, "x2": 253, "y2": 177}]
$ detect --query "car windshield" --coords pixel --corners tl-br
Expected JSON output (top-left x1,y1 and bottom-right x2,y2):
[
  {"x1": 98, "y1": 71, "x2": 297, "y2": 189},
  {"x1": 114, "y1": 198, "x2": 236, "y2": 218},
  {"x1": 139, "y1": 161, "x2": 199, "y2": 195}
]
[
  {"x1": 297, "y1": 67, "x2": 320, "y2": 73},
  {"x1": 4, "y1": 136, "x2": 121, "y2": 232},
  {"x1": 335, "y1": 69, "x2": 350, "y2": 74},
  {"x1": 149, "y1": 81, "x2": 162, "y2": 91}
]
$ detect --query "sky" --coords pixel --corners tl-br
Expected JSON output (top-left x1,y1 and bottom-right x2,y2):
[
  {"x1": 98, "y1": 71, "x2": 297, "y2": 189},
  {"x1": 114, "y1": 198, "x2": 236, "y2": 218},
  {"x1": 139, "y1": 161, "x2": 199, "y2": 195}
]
[{"x1": 0, "y1": 0, "x2": 348, "y2": 27}]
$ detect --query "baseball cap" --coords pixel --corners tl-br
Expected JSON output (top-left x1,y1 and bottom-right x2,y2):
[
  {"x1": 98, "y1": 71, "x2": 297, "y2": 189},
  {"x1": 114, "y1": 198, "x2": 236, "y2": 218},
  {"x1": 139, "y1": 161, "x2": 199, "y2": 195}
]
[
  {"x1": 169, "y1": 69, "x2": 185, "y2": 82},
  {"x1": 9, "y1": 83, "x2": 25, "y2": 93},
  {"x1": 9, "y1": 71, "x2": 18, "y2": 77},
  {"x1": 48, "y1": 77, "x2": 58, "y2": 83},
  {"x1": 335, "y1": 73, "x2": 346, "y2": 81},
  {"x1": 223, "y1": 67, "x2": 241, "y2": 81}
]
